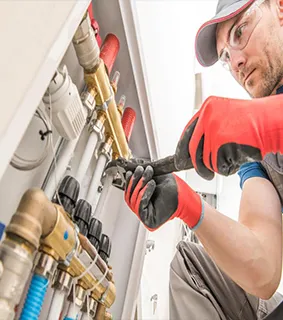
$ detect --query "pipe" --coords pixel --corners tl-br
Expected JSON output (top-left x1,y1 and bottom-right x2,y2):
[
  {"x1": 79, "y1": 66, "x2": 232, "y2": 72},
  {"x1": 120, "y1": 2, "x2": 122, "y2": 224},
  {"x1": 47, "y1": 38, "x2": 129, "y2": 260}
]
[
  {"x1": 0, "y1": 239, "x2": 33, "y2": 320},
  {"x1": 93, "y1": 175, "x2": 114, "y2": 219},
  {"x1": 44, "y1": 137, "x2": 80, "y2": 200},
  {"x1": 100, "y1": 34, "x2": 120, "y2": 75},
  {"x1": 64, "y1": 304, "x2": 81, "y2": 320},
  {"x1": 47, "y1": 290, "x2": 66, "y2": 320},
  {"x1": 122, "y1": 107, "x2": 136, "y2": 142},
  {"x1": 78, "y1": 234, "x2": 113, "y2": 282},
  {"x1": 19, "y1": 274, "x2": 49, "y2": 320},
  {"x1": 47, "y1": 268, "x2": 73, "y2": 320},
  {"x1": 86, "y1": 152, "x2": 108, "y2": 205},
  {"x1": 86, "y1": 136, "x2": 113, "y2": 206},
  {"x1": 65, "y1": 284, "x2": 85, "y2": 320},
  {"x1": 75, "y1": 131, "x2": 99, "y2": 184},
  {"x1": 75, "y1": 112, "x2": 106, "y2": 184}
]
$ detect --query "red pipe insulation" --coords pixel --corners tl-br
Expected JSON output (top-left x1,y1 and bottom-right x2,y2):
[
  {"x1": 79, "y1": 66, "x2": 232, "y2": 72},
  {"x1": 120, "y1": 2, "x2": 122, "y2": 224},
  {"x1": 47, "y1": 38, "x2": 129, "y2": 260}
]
[
  {"x1": 100, "y1": 34, "x2": 120, "y2": 75},
  {"x1": 88, "y1": 2, "x2": 102, "y2": 47},
  {"x1": 122, "y1": 107, "x2": 136, "y2": 142}
]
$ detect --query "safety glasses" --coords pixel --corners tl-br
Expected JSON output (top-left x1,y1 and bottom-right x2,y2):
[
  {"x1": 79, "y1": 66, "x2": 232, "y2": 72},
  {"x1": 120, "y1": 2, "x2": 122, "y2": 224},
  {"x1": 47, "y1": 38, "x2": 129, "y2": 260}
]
[{"x1": 219, "y1": 0, "x2": 266, "y2": 70}]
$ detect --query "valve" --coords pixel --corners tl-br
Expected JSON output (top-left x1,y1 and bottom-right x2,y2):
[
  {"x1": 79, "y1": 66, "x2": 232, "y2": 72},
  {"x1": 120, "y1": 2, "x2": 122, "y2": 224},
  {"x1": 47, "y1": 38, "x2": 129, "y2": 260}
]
[
  {"x1": 53, "y1": 175, "x2": 80, "y2": 216},
  {"x1": 73, "y1": 200, "x2": 92, "y2": 236}
]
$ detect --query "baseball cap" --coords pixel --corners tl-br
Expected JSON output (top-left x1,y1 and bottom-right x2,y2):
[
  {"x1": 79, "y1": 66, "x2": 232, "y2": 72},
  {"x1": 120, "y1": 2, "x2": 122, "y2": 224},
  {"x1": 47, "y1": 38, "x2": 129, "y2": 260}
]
[{"x1": 195, "y1": 0, "x2": 255, "y2": 67}]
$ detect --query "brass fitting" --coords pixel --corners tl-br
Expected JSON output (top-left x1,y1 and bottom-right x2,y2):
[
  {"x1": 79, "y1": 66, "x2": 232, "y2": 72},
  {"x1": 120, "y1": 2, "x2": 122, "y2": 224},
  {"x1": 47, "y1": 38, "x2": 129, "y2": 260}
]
[
  {"x1": 53, "y1": 269, "x2": 73, "y2": 294},
  {"x1": 72, "y1": 14, "x2": 100, "y2": 71},
  {"x1": 84, "y1": 60, "x2": 131, "y2": 160},
  {"x1": 34, "y1": 251, "x2": 57, "y2": 280},
  {"x1": 6, "y1": 188, "x2": 58, "y2": 251},
  {"x1": 5, "y1": 188, "x2": 77, "y2": 263},
  {"x1": 81, "y1": 296, "x2": 98, "y2": 317}
]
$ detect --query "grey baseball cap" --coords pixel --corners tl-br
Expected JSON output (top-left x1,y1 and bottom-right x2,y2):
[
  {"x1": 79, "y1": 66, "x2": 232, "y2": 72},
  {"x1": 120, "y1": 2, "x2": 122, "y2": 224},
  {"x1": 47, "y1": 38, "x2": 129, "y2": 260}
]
[{"x1": 195, "y1": 0, "x2": 255, "y2": 67}]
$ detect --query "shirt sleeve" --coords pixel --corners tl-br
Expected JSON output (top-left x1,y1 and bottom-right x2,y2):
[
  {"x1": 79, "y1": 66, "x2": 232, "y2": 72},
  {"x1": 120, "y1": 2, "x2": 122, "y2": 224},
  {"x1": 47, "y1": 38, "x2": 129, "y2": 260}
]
[{"x1": 237, "y1": 162, "x2": 270, "y2": 189}]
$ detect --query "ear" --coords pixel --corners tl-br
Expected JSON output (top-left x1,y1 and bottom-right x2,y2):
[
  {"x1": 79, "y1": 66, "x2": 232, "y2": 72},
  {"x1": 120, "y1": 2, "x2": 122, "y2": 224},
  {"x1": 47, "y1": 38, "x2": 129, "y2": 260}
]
[{"x1": 275, "y1": 0, "x2": 283, "y2": 25}]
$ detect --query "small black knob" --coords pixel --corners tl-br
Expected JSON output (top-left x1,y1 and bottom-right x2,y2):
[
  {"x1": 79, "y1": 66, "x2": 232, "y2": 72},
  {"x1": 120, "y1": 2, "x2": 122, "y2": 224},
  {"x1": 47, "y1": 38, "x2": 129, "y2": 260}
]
[
  {"x1": 88, "y1": 218, "x2": 102, "y2": 251},
  {"x1": 73, "y1": 199, "x2": 92, "y2": 236},
  {"x1": 99, "y1": 234, "x2": 111, "y2": 263},
  {"x1": 53, "y1": 176, "x2": 80, "y2": 216}
]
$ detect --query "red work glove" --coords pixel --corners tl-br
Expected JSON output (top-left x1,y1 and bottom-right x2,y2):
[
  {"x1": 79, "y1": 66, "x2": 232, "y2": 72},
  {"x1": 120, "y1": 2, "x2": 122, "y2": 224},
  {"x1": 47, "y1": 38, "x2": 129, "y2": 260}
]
[
  {"x1": 175, "y1": 95, "x2": 283, "y2": 180},
  {"x1": 124, "y1": 166, "x2": 204, "y2": 231}
]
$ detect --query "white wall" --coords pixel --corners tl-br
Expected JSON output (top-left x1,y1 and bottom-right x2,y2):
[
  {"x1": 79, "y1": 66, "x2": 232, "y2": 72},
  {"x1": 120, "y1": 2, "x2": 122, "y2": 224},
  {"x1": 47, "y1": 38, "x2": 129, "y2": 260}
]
[{"x1": 135, "y1": 1, "x2": 222, "y2": 319}]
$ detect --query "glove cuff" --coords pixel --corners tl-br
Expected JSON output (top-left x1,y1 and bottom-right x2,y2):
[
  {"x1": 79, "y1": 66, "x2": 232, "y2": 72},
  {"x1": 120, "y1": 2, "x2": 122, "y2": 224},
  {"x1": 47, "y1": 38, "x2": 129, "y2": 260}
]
[
  {"x1": 190, "y1": 196, "x2": 205, "y2": 231},
  {"x1": 173, "y1": 174, "x2": 204, "y2": 230}
]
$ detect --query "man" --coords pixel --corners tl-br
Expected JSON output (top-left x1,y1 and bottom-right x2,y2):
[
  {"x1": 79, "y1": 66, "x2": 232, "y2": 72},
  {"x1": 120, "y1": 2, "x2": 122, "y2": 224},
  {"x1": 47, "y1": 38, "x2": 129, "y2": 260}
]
[{"x1": 125, "y1": 0, "x2": 283, "y2": 319}]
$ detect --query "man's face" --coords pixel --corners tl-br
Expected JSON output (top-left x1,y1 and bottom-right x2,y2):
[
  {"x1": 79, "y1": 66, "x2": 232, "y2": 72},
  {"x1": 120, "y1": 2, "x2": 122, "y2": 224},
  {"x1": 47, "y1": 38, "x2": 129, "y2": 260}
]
[{"x1": 216, "y1": 1, "x2": 283, "y2": 98}]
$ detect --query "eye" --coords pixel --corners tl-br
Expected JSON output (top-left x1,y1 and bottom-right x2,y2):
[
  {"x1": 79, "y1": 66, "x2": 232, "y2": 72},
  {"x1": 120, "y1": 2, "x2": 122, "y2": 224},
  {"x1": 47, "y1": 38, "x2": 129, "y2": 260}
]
[
  {"x1": 235, "y1": 24, "x2": 246, "y2": 39},
  {"x1": 223, "y1": 50, "x2": 230, "y2": 62}
]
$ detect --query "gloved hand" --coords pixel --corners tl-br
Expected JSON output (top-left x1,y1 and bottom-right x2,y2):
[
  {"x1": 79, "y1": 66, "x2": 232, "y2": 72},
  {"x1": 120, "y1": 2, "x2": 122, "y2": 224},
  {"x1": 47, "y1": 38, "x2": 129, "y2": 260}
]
[
  {"x1": 124, "y1": 165, "x2": 204, "y2": 231},
  {"x1": 175, "y1": 95, "x2": 283, "y2": 180}
]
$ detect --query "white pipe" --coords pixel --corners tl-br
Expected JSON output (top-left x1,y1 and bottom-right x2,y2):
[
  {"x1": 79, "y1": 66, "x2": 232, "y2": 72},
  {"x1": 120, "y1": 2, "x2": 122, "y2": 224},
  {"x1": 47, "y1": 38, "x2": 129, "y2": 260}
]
[
  {"x1": 47, "y1": 290, "x2": 65, "y2": 320},
  {"x1": 75, "y1": 131, "x2": 99, "y2": 184},
  {"x1": 65, "y1": 303, "x2": 81, "y2": 320},
  {"x1": 44, "y1": 137, "x2": 79, "y2": 199},
  {"x1": 93, "y1": 174, "x2": 114, "y2": 219},
  {"x1": 85, "y1": 153, "x2": 108, "y2": 205}
]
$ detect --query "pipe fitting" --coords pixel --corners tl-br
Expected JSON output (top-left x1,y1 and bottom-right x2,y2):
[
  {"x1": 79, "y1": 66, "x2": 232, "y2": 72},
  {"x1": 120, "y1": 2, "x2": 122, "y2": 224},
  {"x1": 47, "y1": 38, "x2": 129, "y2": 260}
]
[
  {"x1": 53, "y1": 269, "x2": 73, "y2": 293},
  {"x1": 81, "y1": 88, "x2": 96, "y2": 118},
  {"x1": 0, "y1": 239, "x2": 33, "y2": 320},
  {"x1": 85, "y1": 60, "x2": 130, "y2": 159},
  {"x1": 34, "y1": 251, "x2": 58, "y2": 280},
  {"x1": 89, "y1": 111, "x2": 106, "y2": 140},
  {"x1": 69, "y1": 284, "x2": 86, "y2": 308},
  {"x1": 81, "y1": 296, "x2": 98, "y2": 316},
  {"x1": 72, "y1": 14, "x2": 100, "y2": 71},
  {"x1": 41, "y1": 204, "x2": 78, "y2": 263},
  {"x1": 6, "y1": 188, "x2": 57, "y2": 250}
]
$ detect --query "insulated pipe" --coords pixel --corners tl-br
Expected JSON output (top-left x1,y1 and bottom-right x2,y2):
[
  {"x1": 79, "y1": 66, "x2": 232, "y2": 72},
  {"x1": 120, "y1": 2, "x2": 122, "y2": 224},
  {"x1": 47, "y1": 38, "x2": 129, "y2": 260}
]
[
  {"x1": 87, "y1": 2, "x2": 102, "y2": 47},
  {"x1": 44, "y1": 137, "x2": 80, "y2": 200},
  {"x1": 100, "y1": 34, "x2": 120, "y2": 75},
  {"x1": 122, "y1": 107, "x2": 136, "y2": 142},
  {"x1": 20, "y1": 274, "x2": 49, "y2": 320}
]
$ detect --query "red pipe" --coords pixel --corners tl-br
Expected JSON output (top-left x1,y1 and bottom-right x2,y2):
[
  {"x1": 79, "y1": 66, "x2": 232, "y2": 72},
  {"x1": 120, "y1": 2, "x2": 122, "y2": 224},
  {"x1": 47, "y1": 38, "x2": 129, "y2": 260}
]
[
  {"x1": 122, "y1": 107, "x2": 136, "y2": 142},
  {"x1": 88, "y1": 3, "x2": 102, "y2": 47},
  {"x1": 100, "y1": 34, "x2": 120, "y2": 75}
]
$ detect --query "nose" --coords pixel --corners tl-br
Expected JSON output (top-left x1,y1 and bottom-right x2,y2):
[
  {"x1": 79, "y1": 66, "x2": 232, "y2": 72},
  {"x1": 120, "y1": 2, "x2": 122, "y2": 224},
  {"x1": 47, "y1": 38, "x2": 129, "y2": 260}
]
[{"x1": 229, "y1": 48, "x2": 247, "y2": 72}]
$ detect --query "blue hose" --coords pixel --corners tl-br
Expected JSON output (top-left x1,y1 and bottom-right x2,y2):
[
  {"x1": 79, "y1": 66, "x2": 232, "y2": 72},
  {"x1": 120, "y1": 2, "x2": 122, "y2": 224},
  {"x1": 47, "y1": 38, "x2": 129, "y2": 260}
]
[{"x1": 20, "y1": 274, "x2": 48, "y2": 320}]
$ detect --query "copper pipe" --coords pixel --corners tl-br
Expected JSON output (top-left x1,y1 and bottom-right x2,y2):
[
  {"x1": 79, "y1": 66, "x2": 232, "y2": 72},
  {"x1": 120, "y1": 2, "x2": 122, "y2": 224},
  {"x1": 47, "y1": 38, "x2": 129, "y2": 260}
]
[{"x1": 78, "y1": 233, "x2": 113, "y2": 282}]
